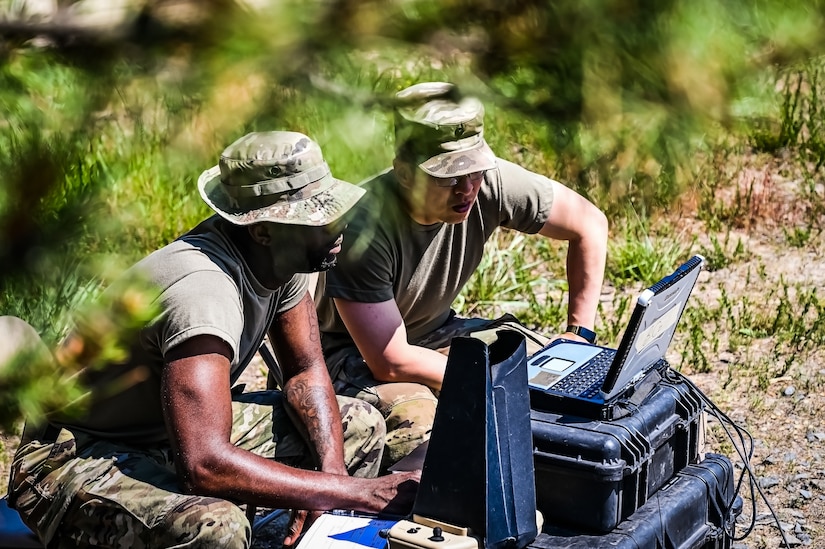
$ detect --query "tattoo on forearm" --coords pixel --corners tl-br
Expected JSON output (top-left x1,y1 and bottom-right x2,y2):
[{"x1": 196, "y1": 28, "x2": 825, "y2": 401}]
[
  {"x1": 295, "y1": 296, "x2": 320, "y2": 344},
  {"x1": 289, "y1": 378, "x2": 334, "y2": 455}
]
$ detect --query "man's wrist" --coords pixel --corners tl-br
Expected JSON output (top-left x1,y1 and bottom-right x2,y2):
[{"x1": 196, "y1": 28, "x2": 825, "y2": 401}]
[{"x1": 565, "y1": 324, "x2": 597, "y2": 344}]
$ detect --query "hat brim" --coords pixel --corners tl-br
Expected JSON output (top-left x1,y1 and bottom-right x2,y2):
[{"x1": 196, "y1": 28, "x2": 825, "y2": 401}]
[
  {"x1": 198, "y1": 165, "x2": 366, "y2": 227},
  {"x1": 418, "y1": 139, "x2": 497, "y2": 178}
]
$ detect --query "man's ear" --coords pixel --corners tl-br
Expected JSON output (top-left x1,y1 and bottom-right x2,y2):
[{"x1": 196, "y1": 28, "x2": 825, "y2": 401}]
[
  {"x1": 247, "y1": 223, "x2": 271, "y2": 245},
  {"x1": 393, "y1": 158, "x2": 415, "y2": 189}
]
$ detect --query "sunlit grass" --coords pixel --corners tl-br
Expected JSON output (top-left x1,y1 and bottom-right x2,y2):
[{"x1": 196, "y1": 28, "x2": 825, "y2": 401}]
[
  {"x1": 2, "y1": 37, "x2": 825, "y2": 432},
  {"x1": 606, "y1": 213, "x2": 691, "y2": 287}
]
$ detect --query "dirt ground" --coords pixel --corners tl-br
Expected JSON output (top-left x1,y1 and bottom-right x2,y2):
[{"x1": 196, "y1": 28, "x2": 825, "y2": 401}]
[
  {"x1": 684, "y1": 171, "x2": 825, "y2": 548},
  {"x1": 1, "y1": 171, "x2": 824, "y2": 548}
]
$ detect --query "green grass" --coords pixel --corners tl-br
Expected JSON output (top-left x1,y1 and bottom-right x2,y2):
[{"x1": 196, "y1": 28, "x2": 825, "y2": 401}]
[
  {"x1": 697, "y1": 232, "x2": 750, "y2": 272},
  {"x1": 750, "y1": 58, "x2": 825, "y2": 176},
  {"x1": 606, "y1": 210, "x2": 691, "y2": 286},
  {"x1": 2, "y1": 40, "x2": 825, "y2": 430},
  {"x1": 454, "y1": 231, "x2": 544, "y2": 315}
]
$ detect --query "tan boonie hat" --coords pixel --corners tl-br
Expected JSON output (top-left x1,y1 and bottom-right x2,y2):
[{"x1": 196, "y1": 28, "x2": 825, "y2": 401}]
[
  {"x1": 394, "y1": 82, "x2": 497, "y2": 178},
  {"x1": 198, "y1": 131, "x2": 365, "y2": 226}
]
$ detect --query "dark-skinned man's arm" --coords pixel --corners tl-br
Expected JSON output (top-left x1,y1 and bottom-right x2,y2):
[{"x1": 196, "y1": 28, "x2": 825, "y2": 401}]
[
  {"x1": 268, "y1": 291, "x2": 347, "y2": 475},
  {"x1": 160, "y1": 292, "x2": 418, "y2": 539},
  {"x1": 267, "y1": 291, "x2": 366, "y2": 545}
]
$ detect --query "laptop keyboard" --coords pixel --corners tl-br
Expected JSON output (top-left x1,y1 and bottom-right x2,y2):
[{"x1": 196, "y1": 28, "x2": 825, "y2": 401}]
[{"x1": 552, "y1": 349, "x2": 617, "y2": 397}]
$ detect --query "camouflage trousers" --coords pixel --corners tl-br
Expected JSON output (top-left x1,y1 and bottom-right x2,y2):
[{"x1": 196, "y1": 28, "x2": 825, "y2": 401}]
[
  {"x1": 326, "y1": 313, "x2": 549, "y2": 471},
  {"x1": 7, "y1": 392, "x2": 385, "y2": 549}
]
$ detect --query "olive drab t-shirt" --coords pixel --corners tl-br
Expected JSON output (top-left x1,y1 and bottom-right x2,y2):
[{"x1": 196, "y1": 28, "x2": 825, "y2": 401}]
[
  {"x1": 52, "y1": 215, "x2": 308, "y2": 445},
  {"x1": 317, "y1": 157, "x2": 555, "y2": 357}
]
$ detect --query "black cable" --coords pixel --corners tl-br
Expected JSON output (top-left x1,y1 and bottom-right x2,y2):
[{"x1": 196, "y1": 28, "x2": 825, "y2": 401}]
[
  {"x1": 664, "y1": 369, "x2": 760, "y2": 540},
  {"x1": 665, "y1": 369, "x2": 792, "y2": 548}
]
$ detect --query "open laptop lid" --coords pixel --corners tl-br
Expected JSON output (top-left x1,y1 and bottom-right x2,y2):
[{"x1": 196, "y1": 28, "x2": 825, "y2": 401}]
[{"x1": 598, "y1": 254, "x2": 705, "y2": 400}]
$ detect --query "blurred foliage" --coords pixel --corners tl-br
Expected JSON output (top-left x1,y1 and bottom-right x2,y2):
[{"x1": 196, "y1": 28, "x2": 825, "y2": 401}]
[
  {"x1": 2, "y1": 0, "x2": 825, "y2": 427},
  {"x1": 0, "y1": 271, "x2": 160, "y2": 431}
]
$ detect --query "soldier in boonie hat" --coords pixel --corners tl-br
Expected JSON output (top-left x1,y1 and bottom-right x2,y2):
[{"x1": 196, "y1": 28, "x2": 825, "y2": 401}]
[
  {"x1": 198, "y1": 131, "x2": 365, "y2": 226},
  {"x1": 393, "y1": 82, "x2": 498, "y2": 178},
  {"x1": 4, "y1": 129, "x2": 420, "y2": 549}
]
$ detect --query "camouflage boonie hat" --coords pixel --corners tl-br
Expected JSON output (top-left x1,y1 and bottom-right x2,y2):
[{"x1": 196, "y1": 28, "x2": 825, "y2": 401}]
[
  {"x1": 394, "y1": 82, "x2": 497, "y2": 178},
  {"x1": 198, "y1": 131, "x2": 366, "y2": 226}
]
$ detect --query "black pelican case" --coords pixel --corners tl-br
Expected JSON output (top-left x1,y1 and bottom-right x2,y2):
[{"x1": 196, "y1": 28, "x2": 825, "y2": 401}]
[
  {"x1": 531, "y1": 374, "x2": 705, "y2": 533},
  {"x1": 528, "y1": 453, "x2": 741, "y2": 549}
]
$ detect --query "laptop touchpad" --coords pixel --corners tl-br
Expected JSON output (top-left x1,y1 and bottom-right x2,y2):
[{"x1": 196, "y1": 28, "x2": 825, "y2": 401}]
[{"x1": 527, "y1": 343, "x2": 602, "y2": 389}]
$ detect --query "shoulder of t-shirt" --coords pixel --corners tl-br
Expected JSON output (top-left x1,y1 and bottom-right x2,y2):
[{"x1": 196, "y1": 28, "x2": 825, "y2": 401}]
[
  {"x1": 356, "y1": 168, "x2": 400, "y2": 206},
  {"x1": 346, "y1": 168, "x2": 405, "y2": 234}
]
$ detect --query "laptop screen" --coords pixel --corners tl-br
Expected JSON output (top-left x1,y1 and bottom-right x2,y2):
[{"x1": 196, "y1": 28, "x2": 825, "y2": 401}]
[
  {"x1": 600, "y1": 254, "x2": 705, "y2": 398},
  {"x1": 526, "y1": 255, "x2": 705, "y2": 406}
]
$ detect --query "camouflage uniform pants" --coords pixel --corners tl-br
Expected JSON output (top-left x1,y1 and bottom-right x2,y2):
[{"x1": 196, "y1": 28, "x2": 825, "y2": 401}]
[
  {"x1": 7, "y1": 392, "x2": 385, "y2": 549},
  {"x1": 326, "y1": 313, "x2": 549, "y2": 471}
]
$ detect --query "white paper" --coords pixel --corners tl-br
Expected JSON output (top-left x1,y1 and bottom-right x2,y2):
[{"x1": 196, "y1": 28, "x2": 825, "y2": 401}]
[{"x1": 296, "y1": 512, "x2": 399, "y2": 549}]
